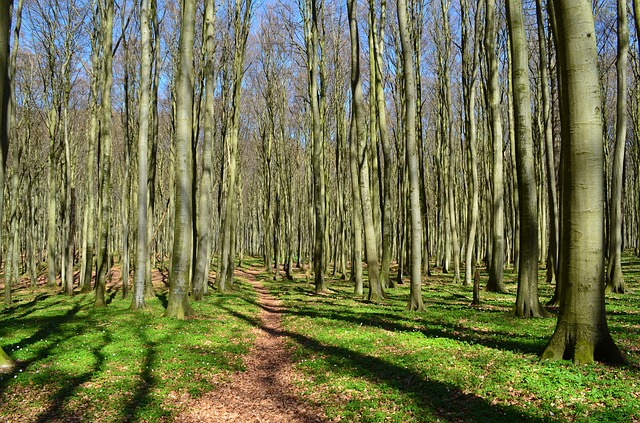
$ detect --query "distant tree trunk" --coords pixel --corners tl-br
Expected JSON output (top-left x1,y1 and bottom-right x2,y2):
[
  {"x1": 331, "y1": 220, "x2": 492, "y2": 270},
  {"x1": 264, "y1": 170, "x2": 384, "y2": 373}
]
[
  {"x1": 397, "y1": 0, "x2": 424, "y2": 311},
  {"x1": 506, "y1": 0, "x2": 550, "y2": 317},
  {"x1": 348, "y1": 0, "x2": 383, "y2": 302},
  {"x1": 485, "y1": 0, "x2": 507, "y2": 293},
  {"x1": 94, "y1": 0, "x2": 115, "y2": 308},
  {"x1": 462, "y1": 0, "x2": 480, "y2": 288},
  {"x1": 165, "y1": 0, "x2": 196, "y2": 318},
  {"x1": 131, "y1": 0, "x2": 153, "y2": 311},
  {"x1": 541, "y1": 0, "x2": 627, "y2": 365},
  {"x1": 535, "y1": 0, "x2": 559, "y2": 287},
  {"x1": 193, "y1": 0, "x2": 216, "y2": 300},
  {"x1": 303, "y1": 0, "x2": 327, "y2": 294},
  {"x1": 606, "y1": 0, "x2": 629, "y2": 294},
  {"x1": 370, "y1": 0, "x2": 392, "y2": 289}
]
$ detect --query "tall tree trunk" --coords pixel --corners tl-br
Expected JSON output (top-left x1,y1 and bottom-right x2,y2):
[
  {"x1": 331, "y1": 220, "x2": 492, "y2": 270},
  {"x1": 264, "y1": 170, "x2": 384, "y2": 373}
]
[
  {"x1": 541, "y1": 0, "x2": 627, "y2": 365},
  {"x1": 0, "y1": 0, "x2": 9, "y2": 377},
  {"x1": 507, "y1": 0, "x2": 550, "y2": 317},
  {"x1": 131, "y1": 0, "x2": 153, "y2": 311},
  {"x1": 606, "y1": 0, "x2": 629, "y2": 294},
  {"x1": 193, "y1": 0, "x2": 216, "y2": 300},
  {"x1": 398, "y1": 0, "x2": 424, "y2": 311},
  {"x1": 462, "y1": 0, "x2": 481, "y2": 288},
  {"x1": 485, "y1": 0, "x2": 507, "y2": 293},
  {"x1": 348, "y1": 0, "x2": 383, "y2": 302},
  {"x1": 535, "y1": 0, "x2": 559, "y2": 287},
  {"x1": 166, "y1": 0, "x2": 196, "y2": 318},
  {"x1": 94, "y1": 0, "x2": 115, "y2": 308}
]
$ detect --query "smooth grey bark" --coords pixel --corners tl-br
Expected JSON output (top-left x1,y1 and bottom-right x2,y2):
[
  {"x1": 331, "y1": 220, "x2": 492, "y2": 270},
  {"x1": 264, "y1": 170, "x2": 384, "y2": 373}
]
[
  {"x1": 193, "y1": 0, "x2": 216, "y2": 300},
  {"x1": 131, "y1": 0, "x2": 153, "y2": 311},
  {"x1": 302, "y1": 0, "x2": 327, "y2": 293},
  {"x1": 166, "y1": 0, "x2": 196, "y2": 318},
  {"x1": 397, "y1": 0, "x2": 424, "y2": 311},
  {"x1": 541, "y1": 0, "x2": 627, "y2": 365},
  {"x1": 506, "y1": 0, "x2": 550, "y2": 318},
  {"x1": 606, "y1": 0, "x2": 629, "y2": 294},
  {"x1": 462, "y1": 0, "x2": 481, "y2": 288},
  {"x1": 535, "y1": 0, "x2": 559, "y2": 287},
  {"x1": 94, "y1": 0, "x2": 114, "y2": 308},
  {"x1": 485, "y1": 0, "x2": 507, "y2": 293},
  {"x1": 348, "y1": 0, "x2": 383, "y2": 302}
]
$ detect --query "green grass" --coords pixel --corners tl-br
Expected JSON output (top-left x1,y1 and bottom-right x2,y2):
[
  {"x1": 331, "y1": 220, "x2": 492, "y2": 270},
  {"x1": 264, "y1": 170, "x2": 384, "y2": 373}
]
[
  {"x1": 2, "y1": 255, "x2": 640, "y2": 422},
  {"x1": 260, "y1": 255, "x2": 640, "y2": 423},
  {"x1": 0, "y1": 277, "x2": 258, "y2": 422}
]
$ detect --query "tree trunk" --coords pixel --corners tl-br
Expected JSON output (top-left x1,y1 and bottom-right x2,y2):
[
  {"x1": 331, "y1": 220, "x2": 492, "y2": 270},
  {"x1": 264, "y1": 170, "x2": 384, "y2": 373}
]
[
  {"x1": 165, "y1": 0, "x2": 196, "y2": 318},
  {"x1": 193, "y1": 0, "x2": 216, "y2": 300},
  {"x1": 606, "y1": 0, "x2": 629, "y2": 294},
  {"x1": 348, "y1": 0, "x2": 383, "y2": 302},
  {"x1": 506, "y1": 0, "x2": 550, "y2": 318},
  {"x1": 131, "y1": 0, "x2": 153, "y2": 311},
  {"x1": 485, "y1": 0, "x2": 507, "y2": 293},
  {"x1": 94, "y1": 0, "x2": 115, "y2": 308},
  {"x1": 397, "y1": 0, "x2": 424, "y2": 311},
  {"x1": 541, "y1": 0, "x2": 627, "y2": 365}
]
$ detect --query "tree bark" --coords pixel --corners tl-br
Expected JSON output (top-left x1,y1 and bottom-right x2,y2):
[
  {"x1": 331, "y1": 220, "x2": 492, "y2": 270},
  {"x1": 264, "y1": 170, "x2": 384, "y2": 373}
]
[
  {"x1": 506, "y1": 0, "x2": 550, "y2": 318},
  {"x1": 541, "y1": 0, "x2": 627, "y2": 365},
  {"x1": 131, "y1": 0, "x2": 153, "y2": 311},
  {"x1": 397, "y1": 0, "x2": 424, "y2": 311},
  {"x1": 94, "y1": 0, "x2": 115, "y2": 308},
  {"x1": 166, "y1": 0, "x2": 196, "y2": 318},
  {"x1": 485, "y1": 0, "x2": 507, "y2": 293},
  {"x1": 606, "y1": 0, "x2": 629, "y2": 294}
]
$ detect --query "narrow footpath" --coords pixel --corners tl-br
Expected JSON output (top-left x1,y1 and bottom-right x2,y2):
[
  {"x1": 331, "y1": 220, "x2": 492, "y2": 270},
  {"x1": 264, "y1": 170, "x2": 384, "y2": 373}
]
[{"x1": 176, "y1": 267, "x2": 327, "y2": 423}]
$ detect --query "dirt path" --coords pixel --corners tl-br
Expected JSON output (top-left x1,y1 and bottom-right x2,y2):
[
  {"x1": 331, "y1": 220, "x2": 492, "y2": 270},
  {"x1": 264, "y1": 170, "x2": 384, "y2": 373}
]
[{"x1": 175, "y1": 267, "x2": 327, "y2": 423}]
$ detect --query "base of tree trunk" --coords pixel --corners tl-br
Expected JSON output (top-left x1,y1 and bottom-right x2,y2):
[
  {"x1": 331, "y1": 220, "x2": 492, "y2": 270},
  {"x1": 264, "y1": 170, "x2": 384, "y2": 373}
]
[
  {"x1": 406, "y1": 297, "x2": 425, "y2": 312},
  {"x1": 514, "y1": 301, "x2": 552, "y2": 318},
  {"x1": 0, "y1": 348, "x2": 13, "y2": 370},
  {"x1": 540, "y1": 322, "x2": 628, "y2": 365}
]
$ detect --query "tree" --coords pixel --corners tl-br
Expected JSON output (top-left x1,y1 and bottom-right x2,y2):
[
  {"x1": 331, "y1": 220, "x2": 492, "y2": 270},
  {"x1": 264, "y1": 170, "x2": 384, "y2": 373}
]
[
  {"x1": 540, "y1": 0, "x2": 627, "y2": 365},
  {"x1": 485, "y1": 0, "x2": 507, "y2": 293},
  {"x1": 606, "y1": 0, "x2": 629, "y2": 294},
  {"x1": 0, "y1": 0, "x2": 13, "y2": 369},
  {"x1": 131, "y1": 0, "x2": 153, "y2": 311},
  {"x1": 165, "y1": 0, "x2": 196, "y2": 318},
  {"x1": 94, "y1": 0, "x2": 114, "y2": 308},
  {"x1": 506, "y1": 0, "x2": 550, "y2": 317},
  {"x1": 192, "y1": 0, "x2": 216, "y2": 300},
  {"x1": 347, "y1": 0, "x2": 384, "y2": 302},
  {"x1": 397, "y1": 0, "x2": 424, "y2": 311},
  {"x1": 302, "y1": 0, "x2": 328, "y2": 294}
]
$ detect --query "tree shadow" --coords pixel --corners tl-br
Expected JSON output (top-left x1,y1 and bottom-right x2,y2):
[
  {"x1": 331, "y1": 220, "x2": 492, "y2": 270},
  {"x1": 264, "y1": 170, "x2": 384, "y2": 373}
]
[
  {"x1": 33, "y1": 330, "x2": 109, "y2": 423},
  {"x1": 122, "y1": 331, "x2": 158, "y2": 422},
  {"x1": 0, "y1": 303, "x2": 84, "y2": 397},
  {"x1": 219, "y1": 303, "x2": 547, "y2": 423}
]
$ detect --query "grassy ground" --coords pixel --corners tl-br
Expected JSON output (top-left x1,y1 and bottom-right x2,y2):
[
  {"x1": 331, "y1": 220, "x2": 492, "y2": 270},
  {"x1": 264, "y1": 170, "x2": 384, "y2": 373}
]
[
  {"x1": 259, "y1": 255, "x2": 640, "y2": 423},
  {"x1": 0, "y1": 275, "x2": 259, "y2": 422},
  {"x1": 1, "y1": 254, "x2": 640, "y2": 422}
]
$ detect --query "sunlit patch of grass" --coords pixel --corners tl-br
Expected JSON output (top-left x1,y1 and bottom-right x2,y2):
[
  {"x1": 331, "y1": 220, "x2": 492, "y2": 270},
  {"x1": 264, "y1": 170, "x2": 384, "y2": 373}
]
[
  {"x1": 0, "y1": 275, "x2": 258, "y2": 422},
  {"x1": 263, "y1": 255, "x2": 640, "y2": 423}
]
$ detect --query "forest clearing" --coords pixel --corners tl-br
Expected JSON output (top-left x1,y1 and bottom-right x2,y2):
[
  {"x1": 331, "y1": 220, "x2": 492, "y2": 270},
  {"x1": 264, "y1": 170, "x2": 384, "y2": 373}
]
[{"x1": 1, "y1": 257, "x2": 640, "y2": 422}]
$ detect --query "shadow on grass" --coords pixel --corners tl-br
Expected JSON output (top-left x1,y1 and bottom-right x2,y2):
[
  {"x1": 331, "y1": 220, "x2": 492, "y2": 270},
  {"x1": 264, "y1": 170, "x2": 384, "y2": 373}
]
[
  {"x1": 122, "y1": 331, "x2": 158, "y2": 422},
  {"x1": 219, "y1": 302, "x2": 546, "y2": 423},
  {"x1": 0, "y1": 303, "x2": 84, "y2": 397},
  {"x1": 34, "y1": 330, "x2": 109, "y2": 423}
]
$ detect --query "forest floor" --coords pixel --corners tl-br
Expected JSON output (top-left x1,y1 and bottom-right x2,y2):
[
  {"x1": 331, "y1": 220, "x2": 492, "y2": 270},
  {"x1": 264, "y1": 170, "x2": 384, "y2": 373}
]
[
  {"x1": 174, "y1": 266, "x2": 326, "y2": 422},
  {"x1": 2, "y1": 256, "x2": 640, "y2": 422}
]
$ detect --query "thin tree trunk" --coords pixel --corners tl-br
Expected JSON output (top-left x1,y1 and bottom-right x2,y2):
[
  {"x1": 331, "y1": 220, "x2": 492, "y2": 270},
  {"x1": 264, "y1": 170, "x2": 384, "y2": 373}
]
[
  {"x1": 606, "y1": 0, "x2": 629, "y2": 294},
  {"x1": 398, "y1": 0, "x2": 424, "y2": 311}
]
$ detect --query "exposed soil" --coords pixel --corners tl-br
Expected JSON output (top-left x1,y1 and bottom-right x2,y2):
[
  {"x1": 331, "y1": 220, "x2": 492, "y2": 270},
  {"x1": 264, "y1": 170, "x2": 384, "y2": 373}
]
[{"x1": 175, "y1": 266, "x2": 327, "y2": 423}]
